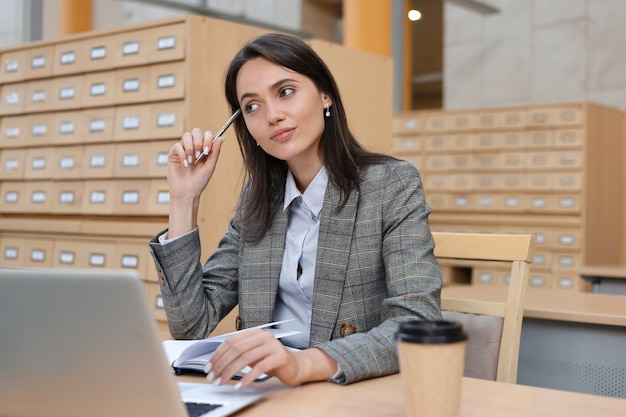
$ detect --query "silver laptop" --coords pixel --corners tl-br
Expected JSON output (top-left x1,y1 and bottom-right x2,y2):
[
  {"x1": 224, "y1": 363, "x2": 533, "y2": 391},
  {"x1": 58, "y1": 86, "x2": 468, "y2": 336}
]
[{"x1": 0, "y1": 267, "x2": 265, "y2": 417}]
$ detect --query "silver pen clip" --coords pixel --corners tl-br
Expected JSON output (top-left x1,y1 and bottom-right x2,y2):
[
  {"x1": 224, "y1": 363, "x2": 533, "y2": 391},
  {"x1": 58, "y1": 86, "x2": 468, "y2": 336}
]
[{"x1": 194, "y1": 108, "x2": 242, "y2": 164}]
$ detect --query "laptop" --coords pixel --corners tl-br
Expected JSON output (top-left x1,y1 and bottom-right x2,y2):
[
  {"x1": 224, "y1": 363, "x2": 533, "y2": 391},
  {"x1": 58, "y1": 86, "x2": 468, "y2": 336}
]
[{"x1": 0, "y1": 267, "x2": 266, "y2": 417}]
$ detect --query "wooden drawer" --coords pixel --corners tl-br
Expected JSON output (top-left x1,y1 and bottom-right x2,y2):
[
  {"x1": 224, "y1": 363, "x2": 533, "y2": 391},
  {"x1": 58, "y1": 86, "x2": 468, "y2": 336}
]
[
  {"x1": 0, "y1": 182, "x2": 23, "y2": 213},
  {"x1": 391, "y1": 136, "x2": 421, "y2": 154},
  {"x1": 146, "y1": 23, "x2": 187, "y2": 64},
  {"x1": 146, "y1": 140, "x2": 173, "y2": 178},
  {"x1": 24, "y1": 237, "x2": 55, "y2": 267},
  {"x1": 147, "y1": 61, "x2": 186, "y2": 101},
  {"x1": 25, "y1": 113, "x2": 55, "y2": 147},
  {"x1": 114, "y1": 180, "x2": 151, "y2": 215},
  {"x1": 149, "y1": 100, "x2": 186, "y2": 139},
  {"x1": 113, "y1": 142, "x2": 151, "y2": 178},
  {"x1": 82, "y1": 180, "x2": 116, "y2": 214},
  {"x1": 52, "y1": 146, "x2": 84, "y2": 179},
  {"x1": 52, "y1": 111, "x2": 83, "y2": 145},
  {"x1": 0, "y1": 50, "x2": 27, "y2": 83},
  {"x1": 82, "y1": 107, "x2": 116, "y2": 143},
  {"x1": 24, "y1": 181, "x2": 53, "y2": 213},
  {"x1": 113, "y1": 66, "x2": 150, "y2": 104},
  {"x1": 51, "y1": 181, "x2": 84, "y2": 214},
  {"x1": 147, "y1": 179, "x2": 170, "y2": 216},
  {"x1": 392, "y1": 113, "x2": 422, "y2": 134},
  {"x1": 82, "y1": 72, "x2": 116, "y2": 108},
  {"x1": 0, "y1": 82, "x2": 27, "y2": 115},
  {"x1": 25, "y1": 78, "x2": 54, "y2": 113},
  {"x1": 112, "y1": 29, "x2": 151, "y2": 68},
  {"x1": 0, "y1": 115, "x2": 27, "y2": 148},
  {"x1": 1, "y1": 149, "x2": 25, "y2": 179},
  {"x1": 23, "y1": 45, "x2": 55, "y2": 80},
  {"x1": 25, "y1": 147, "x2": 55, "y2": 179},
  {"x1": 82, "y1": 144, "x2": 116, "y2": 178},
  {"x1": 51, "y1": 75, "x2": 84, "y2": 110},
  {"x1": 52, "y1": 39, "x2": 87, "y2": 76},
  {"x1": 113, "y1": 104, "x2": 151, "y2": 141},
  {"x1": 82, "y1": 35, "x2": 117, "y2": 72},
  {"x1": 0, "y1": 235, "x2": 27, "y2": 267}
]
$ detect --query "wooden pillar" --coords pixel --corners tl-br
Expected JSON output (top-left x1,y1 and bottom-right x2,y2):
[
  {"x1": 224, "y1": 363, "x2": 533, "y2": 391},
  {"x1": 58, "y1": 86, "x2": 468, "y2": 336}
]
[
  {"x1": 59, "y1": 0, "x2": 92, "y2": 35},
  {"x1": 343, "y1": 0, "x2": 392, "y2": 56}
]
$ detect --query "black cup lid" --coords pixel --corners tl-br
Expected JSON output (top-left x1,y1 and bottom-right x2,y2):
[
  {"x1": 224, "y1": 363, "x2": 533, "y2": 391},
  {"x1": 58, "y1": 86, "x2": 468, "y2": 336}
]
[{"x1": 396, "y1": 320, "x2": 467, "y2": 344}]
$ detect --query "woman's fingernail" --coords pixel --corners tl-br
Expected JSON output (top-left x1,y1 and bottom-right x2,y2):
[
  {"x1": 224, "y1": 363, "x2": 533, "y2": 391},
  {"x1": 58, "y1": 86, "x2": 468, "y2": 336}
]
[
  {"x1": 183, "y1": 159, "x2": 188, "y2": 168},
  {"x1": 212, "y1": 377, "x2": 222, "y2": 387},
  {"x1": 234, "y1": 382, "x2": 242, "y2": 390},
  {"x1": 195, "y1": 150, "x2": 201, "y2": 159},
  {"x1": 204, "y1": 362, "x2": 212, "y2": 374},
  {"x1": 187, "y1": 155, "x2": 193, "y2": 164},
  {"x1": 206, "y1": 371, "x2": 214, "y2": 383},
  {"x1": 203, "y1": 145, "x2": 209, "y2": 155}
]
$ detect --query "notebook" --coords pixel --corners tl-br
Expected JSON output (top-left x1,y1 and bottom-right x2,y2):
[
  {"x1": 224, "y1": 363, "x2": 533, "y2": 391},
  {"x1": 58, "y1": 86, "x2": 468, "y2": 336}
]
[{"x1": 0, "y1": 267, "x2": 266, "y2": 417}]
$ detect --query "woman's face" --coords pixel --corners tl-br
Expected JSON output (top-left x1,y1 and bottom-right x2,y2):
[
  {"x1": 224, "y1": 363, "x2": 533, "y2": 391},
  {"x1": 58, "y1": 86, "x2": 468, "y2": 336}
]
[{"x1": 236, "y1": 57, "x2": 330, "y2": 170}]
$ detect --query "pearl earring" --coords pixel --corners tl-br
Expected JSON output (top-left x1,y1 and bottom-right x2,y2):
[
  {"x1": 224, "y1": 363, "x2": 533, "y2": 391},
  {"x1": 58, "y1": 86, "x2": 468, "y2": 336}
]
[{"x1": 325, "y1": 105, "x2": 331, "y2": 117}]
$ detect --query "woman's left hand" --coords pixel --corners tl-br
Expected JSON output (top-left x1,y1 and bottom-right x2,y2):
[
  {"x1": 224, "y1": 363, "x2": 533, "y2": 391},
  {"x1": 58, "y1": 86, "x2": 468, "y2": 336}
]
[{"x1": 205, "y1": 328, "x2": 338, "y2": 389}]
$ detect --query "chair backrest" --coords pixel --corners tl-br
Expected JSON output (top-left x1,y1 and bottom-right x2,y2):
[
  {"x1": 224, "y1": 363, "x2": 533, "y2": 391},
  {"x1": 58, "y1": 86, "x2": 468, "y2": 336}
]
[{"x1": 432, "y1": 232, "x2": 535, "y2": 384}]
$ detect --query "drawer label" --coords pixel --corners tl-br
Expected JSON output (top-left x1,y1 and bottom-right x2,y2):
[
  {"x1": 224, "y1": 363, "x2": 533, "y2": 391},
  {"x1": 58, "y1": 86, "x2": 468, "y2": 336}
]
[
  {"x1": 31, "y1": 90, "x2": 46, "y2": 103},
  {"x1": 31, "y1": 249, "x2": 46, "y2": 262},
  {"x1": 59, "y1": 86, "x2": 76, "y2": 100},
  {"x1": 31, "y1": 56, "x2": 46, "y2": 68},
  {"x1": 157, "y1": 74, "x2": 175, "y2": 88},
  {"x1": 5, "y1": 159, "x2": 19, "y2": 171},
  {"x1": 60, "y1": 51, "x2": 76, "y2": 65},
  {"x1": 59, "y1": 156, "x2": 75, "y2": 169},
  {"x1": 32, "y1": 124, "x2": 47, "y2": 136},
  {"x1": 157, "y1": 112, "x2": 175, "y2": 127},
  {"x1": 123, "y1": 78, "x2": 140, "y2": 92},
  {"x1": 31, "y1": 157, "x2": 46, "y2": 170},
  {"x1": 89, "y1": 119, "x2": 106, "y2": 132},
  {"x1": 90, "y1": 82, "x2": 107, "y2": 96},
  {"x1": 122, "y1": 191, "x2": 140, "y2": 204},
  {"x1": 59, "y1": 191, "x2": 75, "y2": 204},
  {"x1": 123, "y1": 41, "x2": 140, "y2": 55},
  {"x1": 90, "y1": 46, "x2": 107, "y2": 60},
  {"x1": 90, "y1": 155, "x2": 106, "y2": 168},
  {"x1": 59, "y1": 251, "x2": 75, "y2": 264},
  {"x1": 89, "y1": 190, "x2": 107, "y2": 204},
  {"x1": 5, "y1": 60, "x2": 18, "y2": 72},
  {"x1": 157, "y1": 190, "x2": 170, "y2": 204},
  {"x1": 4, "y1": 191, "x2": 19, "y2": 203},
  {"x1": 121, "y1": 255, "x2": 139, "y2": 268},
  {"x1": 60, "y1": 121, "x2": 75, "y2": 134},
  {"x1": 122, "y1": 116, "x2": 140, "y2": 130},
  {"x1": 122, "y1": 153, "x2": 140, "y2": 167},
  {"x1": 31, "y1": 191, "x2": 46, "y2": 203},
  {"x1": 157, "y1": 35, "x2": 176, "y2": 50},
  {"x1": 4, "y1": 247, "x2": 18, "y2": 259},
  {"x1": 90, "y1": 253, "x2": 106, "y2": 266}
]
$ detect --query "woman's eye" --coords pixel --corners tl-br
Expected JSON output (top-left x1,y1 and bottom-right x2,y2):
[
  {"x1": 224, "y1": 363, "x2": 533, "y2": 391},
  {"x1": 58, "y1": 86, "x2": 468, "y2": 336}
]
[
  {"x1": 280, "y1": 87, "x2": 295, "y2": 98},
  {"x1": 244, "y1": 102, "x2": 259, "y2": 113}
]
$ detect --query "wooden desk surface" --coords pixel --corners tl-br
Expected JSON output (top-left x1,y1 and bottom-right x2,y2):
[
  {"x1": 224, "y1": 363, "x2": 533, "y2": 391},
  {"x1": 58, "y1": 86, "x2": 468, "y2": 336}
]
[
  {"x1": 177, "y1": 374, "x2": 626, "y2": 417},
  {"x1": 442, "y1": 285, "x2": 626, "y2": 326}
]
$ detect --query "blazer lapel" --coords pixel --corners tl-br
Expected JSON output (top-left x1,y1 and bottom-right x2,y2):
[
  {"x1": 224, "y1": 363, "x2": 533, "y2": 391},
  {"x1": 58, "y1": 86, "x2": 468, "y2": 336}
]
[{"x1": 309, "y1": 183, "x2": 358, "y2": 345}]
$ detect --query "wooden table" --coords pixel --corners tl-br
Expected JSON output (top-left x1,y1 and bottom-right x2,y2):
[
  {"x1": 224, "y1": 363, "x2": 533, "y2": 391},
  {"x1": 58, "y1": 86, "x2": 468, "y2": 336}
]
[
  {"x1": 177, "y1": 373, "x2": 626, "y2": 416},
  {"x1": 442, "y1": 285, "x2": 626, "y2": 398}
]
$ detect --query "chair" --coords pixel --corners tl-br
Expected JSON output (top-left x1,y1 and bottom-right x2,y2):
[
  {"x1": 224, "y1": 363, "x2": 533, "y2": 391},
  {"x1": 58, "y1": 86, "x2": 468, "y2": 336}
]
[{"x1": 432, "y1": 232, "x2": 535, "y2": 384}]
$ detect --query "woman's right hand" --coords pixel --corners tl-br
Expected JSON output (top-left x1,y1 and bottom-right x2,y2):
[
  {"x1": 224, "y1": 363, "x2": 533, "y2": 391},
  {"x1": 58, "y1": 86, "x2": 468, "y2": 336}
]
[{"x1": 166, "y1": 127, "x2": 224, "y2": 238}]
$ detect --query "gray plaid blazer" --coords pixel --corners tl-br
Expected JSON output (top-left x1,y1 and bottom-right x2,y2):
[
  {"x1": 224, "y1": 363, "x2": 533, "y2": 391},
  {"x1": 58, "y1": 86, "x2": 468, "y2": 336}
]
[{"x1": 149, "y1": 159, "x2": 442, "y2": 384}]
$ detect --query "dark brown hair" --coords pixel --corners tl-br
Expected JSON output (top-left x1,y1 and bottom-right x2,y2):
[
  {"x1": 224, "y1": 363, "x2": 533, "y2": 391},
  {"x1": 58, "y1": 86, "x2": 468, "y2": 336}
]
[{"x1": 224, "y1": 33, "x2": 390, "y2": 241}]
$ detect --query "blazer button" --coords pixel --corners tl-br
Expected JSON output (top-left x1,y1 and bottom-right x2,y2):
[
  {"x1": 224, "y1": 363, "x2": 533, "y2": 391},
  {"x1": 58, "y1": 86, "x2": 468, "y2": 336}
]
[
  {"x1": 340, "y1": 323, "x2": 357, "y2": 337},
  {"x1": 235, "y1": 315, "x2": 242, "y2": 331}
]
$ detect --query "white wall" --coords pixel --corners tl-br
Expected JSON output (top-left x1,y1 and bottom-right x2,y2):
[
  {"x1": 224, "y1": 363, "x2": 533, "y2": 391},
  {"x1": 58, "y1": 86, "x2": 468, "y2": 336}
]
[
  {"x1": 444, "y1": 0, "x2": 626, "y2": 110},
  {"x1": 0, "y1": 0, "x2": 302, "y2": 48}
]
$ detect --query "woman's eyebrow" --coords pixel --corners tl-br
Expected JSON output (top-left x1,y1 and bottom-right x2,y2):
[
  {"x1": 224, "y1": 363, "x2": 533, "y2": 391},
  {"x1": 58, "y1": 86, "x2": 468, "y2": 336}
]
[{"x1": 239, "y1": 78, "x2": 299, "y2": 102}]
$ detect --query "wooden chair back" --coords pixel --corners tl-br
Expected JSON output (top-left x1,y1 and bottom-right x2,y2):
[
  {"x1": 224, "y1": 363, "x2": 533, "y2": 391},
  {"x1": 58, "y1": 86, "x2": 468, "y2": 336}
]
[{"x1": 432, "y1": 232, "x2": 535, "y2": 384}]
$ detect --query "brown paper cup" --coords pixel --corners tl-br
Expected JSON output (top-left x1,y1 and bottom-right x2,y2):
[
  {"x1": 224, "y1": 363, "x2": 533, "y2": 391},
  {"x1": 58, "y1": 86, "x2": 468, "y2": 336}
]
[{"x1": 396, "y1": 320, "x2": 467, "y2": 417}]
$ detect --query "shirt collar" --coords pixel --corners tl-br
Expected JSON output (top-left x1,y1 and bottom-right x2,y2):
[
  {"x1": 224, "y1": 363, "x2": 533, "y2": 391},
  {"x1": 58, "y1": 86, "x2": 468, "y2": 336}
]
[{"x1": 283, "y1": 166, "x2": 328, "y2": 216}]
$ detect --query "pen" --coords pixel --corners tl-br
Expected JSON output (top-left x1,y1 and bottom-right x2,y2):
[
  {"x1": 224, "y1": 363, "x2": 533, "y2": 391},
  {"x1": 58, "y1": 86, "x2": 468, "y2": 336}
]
[{"x1": 194, "y1": 108, "x2": 242, "y2": 164}]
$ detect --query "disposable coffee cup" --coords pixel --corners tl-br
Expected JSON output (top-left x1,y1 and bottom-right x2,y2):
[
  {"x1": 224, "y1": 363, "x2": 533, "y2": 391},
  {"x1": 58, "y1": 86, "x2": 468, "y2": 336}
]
[{"x1": 396, "y1": 320, "x2": 467, "y2": 417}]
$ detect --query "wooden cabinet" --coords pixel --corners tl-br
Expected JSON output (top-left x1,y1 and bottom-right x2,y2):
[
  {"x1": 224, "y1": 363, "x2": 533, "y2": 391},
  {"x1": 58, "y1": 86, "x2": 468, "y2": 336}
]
[
  {"x1": 0, "y1": 15, "x2": 392, "y2": 332},
  {"x1": 392, "y1": 103, "x2": 625, "y2": 291}
]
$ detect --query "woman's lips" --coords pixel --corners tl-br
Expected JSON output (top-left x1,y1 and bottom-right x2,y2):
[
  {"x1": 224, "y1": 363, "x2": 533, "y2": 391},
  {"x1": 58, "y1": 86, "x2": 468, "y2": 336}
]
[{"x1": 270, "y1": 127, "x2": 295, "y2": 142}]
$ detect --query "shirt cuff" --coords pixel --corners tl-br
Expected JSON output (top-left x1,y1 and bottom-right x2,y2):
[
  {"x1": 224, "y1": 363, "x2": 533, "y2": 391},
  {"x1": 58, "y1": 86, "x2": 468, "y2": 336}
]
[{"x1": 157, "y1": 227, "x2": 197, "y2": 245}]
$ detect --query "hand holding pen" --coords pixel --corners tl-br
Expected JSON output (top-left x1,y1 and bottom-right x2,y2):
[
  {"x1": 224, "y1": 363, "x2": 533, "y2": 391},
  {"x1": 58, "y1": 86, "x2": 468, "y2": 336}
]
[{"x1": 194, "y1": 108, "x2": 241, "y2": 164}]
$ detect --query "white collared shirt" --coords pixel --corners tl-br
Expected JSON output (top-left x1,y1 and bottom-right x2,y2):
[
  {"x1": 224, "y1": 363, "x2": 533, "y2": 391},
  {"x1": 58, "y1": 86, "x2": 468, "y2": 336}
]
[{"x1": 272, "y1": 166, "x2": 328, "y2": 348}]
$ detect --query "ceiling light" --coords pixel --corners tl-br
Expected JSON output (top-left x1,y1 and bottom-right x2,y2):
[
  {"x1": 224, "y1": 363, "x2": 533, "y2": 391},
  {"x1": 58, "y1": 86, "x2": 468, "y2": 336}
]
[{"x1": 408, "y1": 9, "x2": 422, "y2": 21}]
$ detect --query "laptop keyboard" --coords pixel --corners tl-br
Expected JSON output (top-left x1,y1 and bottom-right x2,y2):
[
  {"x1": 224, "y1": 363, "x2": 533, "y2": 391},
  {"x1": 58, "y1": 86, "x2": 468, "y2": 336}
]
[{"x1": 185, "y1": 401, "x2": 223, "y2": 417}]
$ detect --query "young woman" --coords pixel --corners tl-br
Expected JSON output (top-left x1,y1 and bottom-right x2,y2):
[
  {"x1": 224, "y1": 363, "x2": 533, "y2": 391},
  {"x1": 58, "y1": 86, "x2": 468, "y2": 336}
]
[{"x1": 149, "y1": 33, "x2": 442, "y2": 388}]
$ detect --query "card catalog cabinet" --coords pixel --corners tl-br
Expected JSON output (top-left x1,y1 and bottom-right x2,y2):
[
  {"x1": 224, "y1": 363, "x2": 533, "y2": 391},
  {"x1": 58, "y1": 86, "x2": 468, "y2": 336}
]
[
  {"x1": 0, "y1": 15, "x2": 393, "y2": 331},
  {"x1": 393, "y1": 103, "x2": 626, "y2": 292}
]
